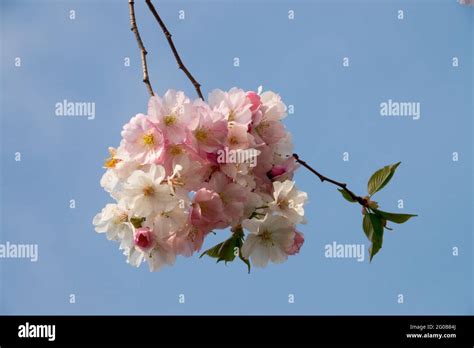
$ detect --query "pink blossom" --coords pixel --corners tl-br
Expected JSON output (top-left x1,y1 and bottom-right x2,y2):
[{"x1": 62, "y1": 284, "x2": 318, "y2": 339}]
[
  {"x1": 260, "y1": 91, "x2": 287, "y2": 121},
  {"x1": 190, "y1": 188, "x2": 227, "y2": 232},
  {"x1": 287, "y1": 230, "x2": 305, "y2": 255},
  {"x1": 155, "y1": 142, "x2": 203, "y2": 175},
  {"x1": 209, "y1": 88, "x2": 252, "y2": 125},
  {"x1": 252, "y1": 145, "x2": 274, "y2": 192},
  {"x1": 169, "y1": 226, "x2": 206, "y2": 257},
  {"x1": 190, "y1": 99, "x2": 228, "y2": 155},
  {"x1": 121, "y1": 114, "x2": 164, "y2": 164},
  {"x1": 207, "y1": 172, "x2": 248, "y2": 224},
  {"x1": 168, "y1": 154, "x2": 209, "y2": 192},
  {"x1": 148, "y1": 89, "x2": 193, "y2": 144},
  {"x1": 226, "y1": 123, "x2": 253, "y2": 150},
  {"x1": 252, "y1": 120, "x2": 286, "y2": 145}
]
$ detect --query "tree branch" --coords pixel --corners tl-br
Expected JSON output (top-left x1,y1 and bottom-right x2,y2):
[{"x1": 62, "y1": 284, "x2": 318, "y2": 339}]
[
  {"x1": 145, "y1": 0, "x2": 204, "y2": 100},
  {"x1": 131, "y1": 3, "x2": 364, "y2": 209},
  {"x1": 129, "y1": 0, "x2": 154, "y2": 97},
  {"x1": 293, "y1": 154, "x2": 367, "y2": 206}
]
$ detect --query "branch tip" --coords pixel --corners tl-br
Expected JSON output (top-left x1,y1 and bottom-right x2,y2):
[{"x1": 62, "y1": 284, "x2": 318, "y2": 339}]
[
  {"x1": 145, "y1": 0, "x2": 204, "y2": 100},
  {"x1": 293, "y1": 153, "x2": 366, "y2": 207},
  {"x1": 129, "y1": 0, "x2": 154, "y2": 97}
]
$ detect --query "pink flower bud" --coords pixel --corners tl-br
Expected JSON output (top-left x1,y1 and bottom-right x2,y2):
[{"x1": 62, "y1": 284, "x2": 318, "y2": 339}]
[
  {"x1": 246, "y1": 91, "x2": 261, "y2": 113},
  {"x1": 287, "y1": 230, "x2": 305, "y2": 255},
  {"x1": 268, "y1": 165, "x2": 287, "y2": 179},
  {"x1": 134, "y1": 227, "x2": 154, "y2": 250}
]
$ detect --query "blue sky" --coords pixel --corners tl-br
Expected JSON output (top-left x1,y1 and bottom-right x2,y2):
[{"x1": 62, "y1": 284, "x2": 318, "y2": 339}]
[{"x1": 0, "y1": 0, "x2": 472, "y2": 314}]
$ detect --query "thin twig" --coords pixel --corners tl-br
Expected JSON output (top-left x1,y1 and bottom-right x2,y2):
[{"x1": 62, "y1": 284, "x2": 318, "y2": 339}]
[
  {"x1": 145, "y1": 0, "x2": 204, "y2": 100},
  {"x1": 293, "y1": 154, "x2": 367, "y2": 207},
  {"x1": 133, "y1": 2, "x2": 363, "y2": 209},
  {"x1": 129, "y1": 0, "x2": 154, "y2": 97}
]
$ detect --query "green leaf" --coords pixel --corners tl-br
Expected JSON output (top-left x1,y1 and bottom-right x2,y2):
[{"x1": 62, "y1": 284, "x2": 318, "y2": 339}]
[
  {"x1": 239, "y1": 254, "x2": 251, "y2": 273},
  {"x1": 236, "y1": 236, "x2": 251, "y2": 273},
  {"x1": 362, "y1": 214, "x2": 373, "y2": 241},
  {"x1": 367, "y1": 162, "x2": 401, "y2": 196},
  {"x1": 200, "y1": 238, "x2": 237, "y2": 263},
  {"x1": 200, "y1": 231, "x2": 251, "y2": 272},
  {"x1": 362, "y1": 213, "x2": 384, "y2": 261},
  {"x1": 373, "y1": 209, "x2": 417, "y2": 224},
  {"x1": 338, "y1": 188, "x2": 356, "y2": 203},
  {"x1": 367, "y1": 213, "x2": 384, "y2": 262},
  {"x1": 130, "y1": 216, "x2": 145, "y2": 229},
  {"x1": 199, "y1": 241, "x2": 224, "y2": 259}
]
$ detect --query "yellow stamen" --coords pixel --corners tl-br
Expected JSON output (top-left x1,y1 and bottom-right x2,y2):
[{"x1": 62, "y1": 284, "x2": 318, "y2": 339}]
[
  {"x1": 229, "y1": 136, "x2": 239, "y2": 145},
  {"x1": 104, "y1": 157, "x2": 121, "y2": 168},
  {"x1": 219, "y1": 192, "x2": 227, "y2": 203},
  {"x1": 142, "y1": 133, "x2": 154, "y2": 146},
  {"x1": 278, "y1": 198, "x2": 289, "y2": 208},
  {"x1": 143, "y1": 186, "x2": 155, "y2": 196},
  {"x1": 187, "y1": 229, "x2": 197, "y2": 242},
  {"x1": 170, "y1": 177, "x2": 185, "y2": 187},
  {"x1": 169, "y1": 145, "x2": 183, "y2": 156},
  {"x1": 195, "y1": 128, "x2": 208, "y2": 142},
  {"x1": 256, "y1": 121, "x2": 270, "y2": 135},
  {"x1": 164, "y1": 114, "x2": 177, "y2": 126},
  {"x1": 260, "y1": 230, "x2": 272, "y2": 242},
  {"x1": 115, "y1": 212, "x2": 128, "y2": 224},
  {"x1": 104, "y1": 148, "x2": 121, "y2": 168},
  {"x1": 228, "y1": 110, "x2": 235, "y2": 122}
]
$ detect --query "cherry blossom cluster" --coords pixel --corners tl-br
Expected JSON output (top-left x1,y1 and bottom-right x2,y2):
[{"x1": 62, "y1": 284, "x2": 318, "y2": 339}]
[{"x1": 93, "y1": 88, "x2": 308, "y2": 271}]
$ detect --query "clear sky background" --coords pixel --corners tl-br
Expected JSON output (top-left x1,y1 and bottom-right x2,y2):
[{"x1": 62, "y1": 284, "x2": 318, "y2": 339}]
[{"x1": 0, "y1": 0, "x2": 472, "y2": 315}]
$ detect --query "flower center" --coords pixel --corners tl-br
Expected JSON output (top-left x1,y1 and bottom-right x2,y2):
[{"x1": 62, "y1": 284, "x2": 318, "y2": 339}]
[
  {"x1": 228, "y1": 110, "x2": 235, "y2": 122},
  {"x1": 142, "y1": 133, "x2": 154, "y2": 146},
  {"x1": 195, "y1": 128, "x2": 208, "y2": 142},
  {"x1": 229, "y1": 136, "x2": 239, "y2": 146},
  {"x1": 160, "y1": 211, "x2": 171, "y2": 218},
  {"x1": 143, "y1": 185, "x2": 155, "y2": 196},
  {"x1": 219, "y1": 192, "x2": 227, "y2": 203},
  {"x1": 164, "y1": 114, "x2": 177, "y2": 126},
  {"x1": 256, "y1": 121, "x2": 270, "y2": 135},
  {"x1": 260, "y1": 230, "x2": 273, "y2": 243},
  {"x1": 187, "y1": 228, "x2": 197, "y2": 242},
  {"x1": 115, "y1": 212, "x2": 128, "y2": 224},
  {"x1": 169, "y1": 145, "x2": 183, "y2": 156},
  {"x1": 278, "y1": 198, "x2": 289, "y2": 209}
]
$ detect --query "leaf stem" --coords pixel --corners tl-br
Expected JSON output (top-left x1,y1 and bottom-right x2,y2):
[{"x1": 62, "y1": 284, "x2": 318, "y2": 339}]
[{"x1": 293, "y1": 153, "x2": 367, "y2": 207}]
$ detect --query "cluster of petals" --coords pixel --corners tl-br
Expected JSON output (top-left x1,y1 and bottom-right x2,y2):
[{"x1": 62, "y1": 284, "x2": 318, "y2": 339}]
[{"x1": 93, "y1": 88, "x2": 308, "y2": 271}]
